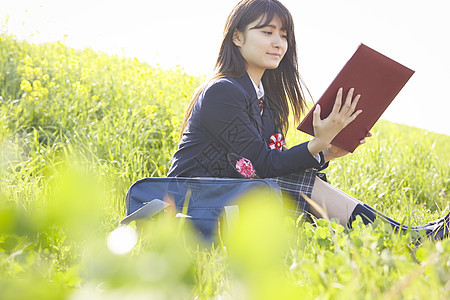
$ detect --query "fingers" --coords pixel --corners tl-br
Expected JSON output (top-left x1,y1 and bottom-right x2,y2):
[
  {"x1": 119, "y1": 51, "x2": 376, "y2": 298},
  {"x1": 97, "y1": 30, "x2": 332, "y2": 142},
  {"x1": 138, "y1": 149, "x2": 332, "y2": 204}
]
[
  {"x1": 342, "y1": 87, "x2": 355, "y2": 115},
  {"x1": 331, "y1": 87, "x2": 360, "y2": 117},
  {"x1": 312, "y1": 104, "x2": 322, "y2": 135},
  {"x1": 312, "y1": 104, "x2": 321, "y2": 126},
  {"x1": 360, "y1": 131, "x2": 373, "y2": 145},
  {"x1": 313, "y1": 88, "x2": 363, "y2": 147},
  {"x1": 347, "y1": 93, "x2": 361, "y2": 117},
  {"x1": 342, "y1": 88, "x2": 362, "y2": 117},
  {"x1": 338, "y1": 87, "x2": 362, "y2": 125},
  {"x1": 330, "y1": 87, "x2": 343, "y2": 116},
  {"x1": 343, "y1": 109, "x2": 363, "y2": 127}
]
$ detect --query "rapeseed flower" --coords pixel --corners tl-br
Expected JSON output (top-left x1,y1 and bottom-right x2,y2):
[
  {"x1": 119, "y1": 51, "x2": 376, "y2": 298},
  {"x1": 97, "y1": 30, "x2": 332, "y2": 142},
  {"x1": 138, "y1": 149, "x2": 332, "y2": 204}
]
[{"x1": 20, "y1": 80, "x2": 32, "y2": 92}]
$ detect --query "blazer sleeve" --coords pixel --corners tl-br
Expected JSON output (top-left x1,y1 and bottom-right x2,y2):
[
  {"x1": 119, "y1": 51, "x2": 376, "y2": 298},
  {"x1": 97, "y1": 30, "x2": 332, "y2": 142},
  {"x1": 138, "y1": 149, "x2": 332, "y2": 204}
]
[{"x1": 197, "y1": 79, "x2": 325, "y2": 178}]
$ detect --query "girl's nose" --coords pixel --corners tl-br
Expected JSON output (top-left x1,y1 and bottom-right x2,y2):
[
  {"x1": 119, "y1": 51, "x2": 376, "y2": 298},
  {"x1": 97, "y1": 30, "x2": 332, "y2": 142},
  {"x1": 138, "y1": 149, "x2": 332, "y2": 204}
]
[
  {"x1": 272, "y1": 35, "x2": 283, "y2": 48},
  {"x1": 272, "y1": 39, "x2": 279, "y2": 48}
]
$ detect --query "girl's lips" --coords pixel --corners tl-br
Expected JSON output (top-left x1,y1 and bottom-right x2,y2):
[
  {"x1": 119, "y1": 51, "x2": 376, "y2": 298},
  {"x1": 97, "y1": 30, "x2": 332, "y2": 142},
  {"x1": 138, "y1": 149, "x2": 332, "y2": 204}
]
[{"x1": 267, "y1": 53, "x2": 281, "y2": 58}]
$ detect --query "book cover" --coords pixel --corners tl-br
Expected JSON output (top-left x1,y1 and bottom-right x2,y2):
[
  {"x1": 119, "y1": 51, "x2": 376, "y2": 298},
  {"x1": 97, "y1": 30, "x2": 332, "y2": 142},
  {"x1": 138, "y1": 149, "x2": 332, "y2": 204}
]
[{"x1": 297, "y1": 43, "x2": 415, "y2": 152}]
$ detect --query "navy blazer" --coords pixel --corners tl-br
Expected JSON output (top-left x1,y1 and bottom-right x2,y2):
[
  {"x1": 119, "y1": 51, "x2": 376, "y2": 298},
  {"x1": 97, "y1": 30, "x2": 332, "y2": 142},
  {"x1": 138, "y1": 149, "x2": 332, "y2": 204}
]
[{"x1": 167, "y1": 73, "x2": 326, "y2": 178}]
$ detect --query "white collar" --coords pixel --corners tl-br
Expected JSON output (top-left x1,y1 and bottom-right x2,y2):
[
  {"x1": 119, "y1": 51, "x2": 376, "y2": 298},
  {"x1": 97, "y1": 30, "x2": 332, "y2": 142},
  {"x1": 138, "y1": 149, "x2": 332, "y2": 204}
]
[{"x1": 250, "y1": 78, "x2": 264, "y2": 100}]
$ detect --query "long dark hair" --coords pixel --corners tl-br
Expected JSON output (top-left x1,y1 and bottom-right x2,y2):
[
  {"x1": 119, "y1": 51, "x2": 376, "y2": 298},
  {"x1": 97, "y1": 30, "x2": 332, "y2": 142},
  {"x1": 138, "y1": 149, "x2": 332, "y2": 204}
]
[{"x1": 180, "y1": 0, "x2": 307, "y2": 137}]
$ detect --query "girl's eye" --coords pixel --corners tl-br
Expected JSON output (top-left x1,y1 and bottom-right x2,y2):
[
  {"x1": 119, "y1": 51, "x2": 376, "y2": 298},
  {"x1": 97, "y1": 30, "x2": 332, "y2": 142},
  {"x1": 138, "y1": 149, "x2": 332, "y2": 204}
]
[
  {"x1": 262, "y1": 31, "x2": 272, "y2": 35},
  {"x1": 282, "y1": 34, "x2": 288, "y2": 39}
]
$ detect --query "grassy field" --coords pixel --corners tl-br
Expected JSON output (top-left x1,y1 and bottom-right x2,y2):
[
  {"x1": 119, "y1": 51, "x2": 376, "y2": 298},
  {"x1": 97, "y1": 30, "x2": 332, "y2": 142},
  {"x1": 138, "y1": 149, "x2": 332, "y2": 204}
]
[{"x1": 1, "y1": 34, "x2": 449, "y2": 299}]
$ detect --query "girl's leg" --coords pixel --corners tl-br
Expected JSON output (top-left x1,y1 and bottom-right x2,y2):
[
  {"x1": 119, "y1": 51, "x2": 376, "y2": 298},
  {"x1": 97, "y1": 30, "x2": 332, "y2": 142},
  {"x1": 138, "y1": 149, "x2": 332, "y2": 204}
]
[
  {"x1": 310, "y1": 177, "x2": 404, "y2": 227},
  {"x1": 309, "y1": 176, "x2": 449, "y2": 240},
  {"x1": 309, "y1": 176, "x2": 360, "y2": 226}
]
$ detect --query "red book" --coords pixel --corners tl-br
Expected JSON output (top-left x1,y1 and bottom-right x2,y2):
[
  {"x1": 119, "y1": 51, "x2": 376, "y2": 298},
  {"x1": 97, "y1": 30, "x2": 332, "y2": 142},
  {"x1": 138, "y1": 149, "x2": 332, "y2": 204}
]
[{"x1": 297, "y1": 44, "x2": 415, "y2": 152}]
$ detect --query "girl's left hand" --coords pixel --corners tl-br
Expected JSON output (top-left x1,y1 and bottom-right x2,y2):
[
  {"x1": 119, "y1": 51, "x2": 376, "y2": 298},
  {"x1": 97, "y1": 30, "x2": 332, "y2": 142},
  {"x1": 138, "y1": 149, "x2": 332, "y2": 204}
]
[
  {"x1": 358, "y1": 131, "x2": 372, "y2": 145},
  {"x1": 323, "y1": 131, "x2": 372, "y2": 162}
]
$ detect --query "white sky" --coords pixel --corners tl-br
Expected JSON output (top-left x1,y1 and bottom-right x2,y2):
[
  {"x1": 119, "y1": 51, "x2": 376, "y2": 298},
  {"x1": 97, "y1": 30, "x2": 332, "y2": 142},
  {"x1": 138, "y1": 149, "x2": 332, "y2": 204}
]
[{"x1": 1, "y1": 0, "x2": 449, "y2": 135}]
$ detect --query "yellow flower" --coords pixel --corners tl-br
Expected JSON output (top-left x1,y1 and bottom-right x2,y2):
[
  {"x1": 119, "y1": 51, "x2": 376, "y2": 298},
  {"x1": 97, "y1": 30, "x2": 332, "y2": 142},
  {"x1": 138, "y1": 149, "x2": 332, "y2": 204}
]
[
  {"x1": 32, "y1": 80, "x2": 42, "y2": 90},
  {"x1": 24, "y1": 66, "x2": 34, "y2": 79},
  {"x1": 31, "y1": 91, "x2": 41, "y2": 99},
  {"x1": 20, "y1": 80, "x2": 32, "y2": 92},
  {"x1": 34, "y1": 67, "x2": 43, "y2": 77}
]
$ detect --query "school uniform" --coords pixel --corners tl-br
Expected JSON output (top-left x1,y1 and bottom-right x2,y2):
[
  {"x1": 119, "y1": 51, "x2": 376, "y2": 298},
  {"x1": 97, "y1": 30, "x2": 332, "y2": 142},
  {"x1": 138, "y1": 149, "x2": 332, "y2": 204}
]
[{"x1": 167, "y1": 72, "x2": 328, "y2": 214}]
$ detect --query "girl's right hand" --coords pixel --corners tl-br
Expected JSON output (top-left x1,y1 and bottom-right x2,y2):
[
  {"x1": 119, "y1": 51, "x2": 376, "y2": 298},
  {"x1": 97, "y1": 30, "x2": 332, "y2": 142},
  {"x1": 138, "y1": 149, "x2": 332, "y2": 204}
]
[{"x1": 307, "y1": 87, "x2": 362, "y2": 156}]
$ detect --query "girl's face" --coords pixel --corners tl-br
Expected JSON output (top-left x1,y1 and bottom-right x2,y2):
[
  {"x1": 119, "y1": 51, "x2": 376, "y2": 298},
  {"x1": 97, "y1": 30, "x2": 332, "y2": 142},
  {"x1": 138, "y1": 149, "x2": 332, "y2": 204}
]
[{"x1": 233, "y1": 15, "x2": 288, "y2": 83}]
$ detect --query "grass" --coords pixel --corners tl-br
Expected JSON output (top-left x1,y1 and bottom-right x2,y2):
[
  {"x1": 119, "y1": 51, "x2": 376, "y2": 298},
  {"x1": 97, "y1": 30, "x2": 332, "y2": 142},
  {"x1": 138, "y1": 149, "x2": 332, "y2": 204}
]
[{"x1": 0, "y1": 33, "x2": 449, "y2": 299}]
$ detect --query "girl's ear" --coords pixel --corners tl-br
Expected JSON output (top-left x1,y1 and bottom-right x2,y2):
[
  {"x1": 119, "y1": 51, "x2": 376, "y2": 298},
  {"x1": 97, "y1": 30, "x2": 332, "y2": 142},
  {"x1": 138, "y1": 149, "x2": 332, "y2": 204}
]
[{"x1": 232, "y1": 29, "x2": 244, "y2": 47}]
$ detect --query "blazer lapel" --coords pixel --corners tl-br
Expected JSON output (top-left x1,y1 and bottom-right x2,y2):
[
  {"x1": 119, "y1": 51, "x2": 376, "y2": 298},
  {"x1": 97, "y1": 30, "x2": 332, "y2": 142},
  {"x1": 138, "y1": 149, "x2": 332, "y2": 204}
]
[
  {"x1": 261, "y1": 95, "x2": 276, "y2": 142},
  {"x1": 232, "y1": 73, "x2": 263, "y2": 135}
]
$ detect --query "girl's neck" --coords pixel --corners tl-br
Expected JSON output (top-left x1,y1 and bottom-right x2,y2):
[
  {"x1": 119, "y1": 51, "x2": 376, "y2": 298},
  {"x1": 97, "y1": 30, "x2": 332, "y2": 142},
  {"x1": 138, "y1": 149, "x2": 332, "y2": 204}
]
[{"x1": 246, "y1": 68, "x2": 265, "y2": 86}]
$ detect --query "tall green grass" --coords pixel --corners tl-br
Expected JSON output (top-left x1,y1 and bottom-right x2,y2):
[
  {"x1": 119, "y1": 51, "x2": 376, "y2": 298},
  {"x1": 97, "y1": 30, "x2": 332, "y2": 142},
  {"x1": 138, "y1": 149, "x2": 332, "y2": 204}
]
[{"x1": 1, "y1": 34, "x2": 449, "y2": 299}]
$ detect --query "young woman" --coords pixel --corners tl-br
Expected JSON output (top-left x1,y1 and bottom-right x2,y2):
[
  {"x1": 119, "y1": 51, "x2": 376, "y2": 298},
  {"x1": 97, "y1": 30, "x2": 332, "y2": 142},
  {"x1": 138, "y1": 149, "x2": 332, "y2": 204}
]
[{"x1": 167, "y1": 0, "x2": 448, "y2": 240}]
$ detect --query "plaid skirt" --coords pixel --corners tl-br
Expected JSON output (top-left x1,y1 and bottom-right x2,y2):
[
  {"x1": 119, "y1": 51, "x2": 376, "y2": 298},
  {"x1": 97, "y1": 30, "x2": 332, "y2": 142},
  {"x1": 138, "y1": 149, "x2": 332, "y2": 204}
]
[{"x1": 268, "y1": 168, "x2": 324, "y2": 217}]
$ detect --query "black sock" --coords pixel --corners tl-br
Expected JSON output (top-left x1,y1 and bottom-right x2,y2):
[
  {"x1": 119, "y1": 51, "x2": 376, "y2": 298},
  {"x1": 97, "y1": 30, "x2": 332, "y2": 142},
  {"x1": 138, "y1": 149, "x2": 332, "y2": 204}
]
[
  {"x1": 347, "y1": 203, "x2": 414, "y2": 232},
  {"x1": 347, "y1": 203, "x2": 376, "y2": 228},
  {"x1": 347, "y1": 204, "x2": 449, "y2": 240},
  {"x1": 362, "y1": 204, "x2": 423, "y2": 232},
  {"x1": 362, "y1": 204, "x2": 404, "y2": 229}
]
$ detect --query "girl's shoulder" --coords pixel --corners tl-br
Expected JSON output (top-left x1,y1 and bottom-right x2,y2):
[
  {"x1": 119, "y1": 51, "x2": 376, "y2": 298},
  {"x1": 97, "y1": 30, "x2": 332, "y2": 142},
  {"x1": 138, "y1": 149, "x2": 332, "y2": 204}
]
[
  {"x1": 202, "y1": 74, "x2": 254, "y2": 101},
  {"x1": 205, "y1": 77, "x2": 242, "y2": 94}
]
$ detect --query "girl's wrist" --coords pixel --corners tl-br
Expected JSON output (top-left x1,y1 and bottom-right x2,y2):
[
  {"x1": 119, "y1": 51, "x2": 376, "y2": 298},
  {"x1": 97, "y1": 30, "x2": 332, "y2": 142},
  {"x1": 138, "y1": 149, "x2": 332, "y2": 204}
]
[
  {"x1": 307, "y1": 138, "x2": 329, "y2": 157},
  {"x1": 322, "y1": 148, "x2": 333, "y2": 163}
]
